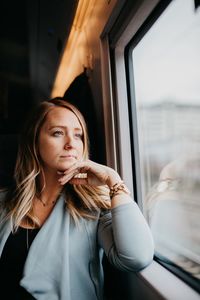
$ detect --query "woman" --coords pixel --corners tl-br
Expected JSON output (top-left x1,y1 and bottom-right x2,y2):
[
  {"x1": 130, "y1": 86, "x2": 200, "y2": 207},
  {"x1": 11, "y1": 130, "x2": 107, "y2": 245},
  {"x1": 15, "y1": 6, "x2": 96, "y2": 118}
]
[{"x1": 0, "y1": 98, "x2": 154, "y2": 300}]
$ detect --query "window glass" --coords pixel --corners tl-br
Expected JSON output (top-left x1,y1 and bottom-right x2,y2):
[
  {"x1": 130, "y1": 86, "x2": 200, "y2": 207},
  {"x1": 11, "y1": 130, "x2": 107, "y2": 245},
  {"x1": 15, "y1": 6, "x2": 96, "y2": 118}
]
[{"x1": 131, "y1": 0, "x2": 200, "y2": 280}]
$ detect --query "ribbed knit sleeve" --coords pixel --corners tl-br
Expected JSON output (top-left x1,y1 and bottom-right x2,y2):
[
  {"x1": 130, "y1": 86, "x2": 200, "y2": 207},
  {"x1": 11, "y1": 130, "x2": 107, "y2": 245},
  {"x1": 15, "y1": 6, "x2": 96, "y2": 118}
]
[{"x1": 98, "y1": 201, "x2": 154, "y2": 272}]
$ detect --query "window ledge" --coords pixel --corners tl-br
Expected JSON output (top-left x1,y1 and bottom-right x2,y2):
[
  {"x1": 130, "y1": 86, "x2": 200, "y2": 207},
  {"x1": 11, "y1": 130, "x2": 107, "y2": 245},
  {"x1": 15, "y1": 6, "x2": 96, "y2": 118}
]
[{"x1": 138, "y1": 260, "x2": 200, "y2": 300}]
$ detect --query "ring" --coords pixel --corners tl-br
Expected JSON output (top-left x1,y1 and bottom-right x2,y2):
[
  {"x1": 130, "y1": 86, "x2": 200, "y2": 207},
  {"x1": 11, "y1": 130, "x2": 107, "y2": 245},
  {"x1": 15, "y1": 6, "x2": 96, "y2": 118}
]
[{"x1": 74, "y1": 173, "x2": 87, "y2": 179}]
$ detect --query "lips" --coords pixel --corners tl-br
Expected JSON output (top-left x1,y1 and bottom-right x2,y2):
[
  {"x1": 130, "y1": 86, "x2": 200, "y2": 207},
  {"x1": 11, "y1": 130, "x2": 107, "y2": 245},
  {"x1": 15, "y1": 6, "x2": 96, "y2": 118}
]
[{"x1": 60, "y1": 155, "x2": 76, "y2": 159}]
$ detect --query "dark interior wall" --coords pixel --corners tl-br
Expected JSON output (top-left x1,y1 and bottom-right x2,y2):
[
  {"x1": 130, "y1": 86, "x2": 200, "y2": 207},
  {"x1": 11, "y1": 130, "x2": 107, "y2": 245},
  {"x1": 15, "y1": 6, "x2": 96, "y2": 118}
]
[
  {"x1": 0, "y1": 0, "x2": 79, "y2": 133},
  {"x1": 0, "y1": 0, "x2": 78, "y2": 186},
  {"x1": 0, "y1": 0, "x2": 31, "y2": 186},
  {"x1": 0, "y1": 0, "x2": 33, "y2": 134},
  {"x1": 27, "y1": 0, "x2": 78, "y2": 103}
]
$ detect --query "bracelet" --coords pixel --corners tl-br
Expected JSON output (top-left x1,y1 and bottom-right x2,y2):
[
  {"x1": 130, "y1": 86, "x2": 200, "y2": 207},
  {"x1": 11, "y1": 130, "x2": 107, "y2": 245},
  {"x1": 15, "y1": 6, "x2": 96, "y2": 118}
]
[{"x1": 109, "y1": 181, "x2": 131, "y2": 199}]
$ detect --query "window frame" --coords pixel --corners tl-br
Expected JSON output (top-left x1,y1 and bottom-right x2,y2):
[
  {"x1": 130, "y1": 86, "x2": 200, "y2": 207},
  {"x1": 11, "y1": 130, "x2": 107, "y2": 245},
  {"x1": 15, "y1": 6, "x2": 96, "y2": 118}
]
[
  {"x1": 125, "y1": 0, "x2": 200, "y2": 293},
  {"x1": 100, "y1": 0, "x2": 200, "y2": 297}
]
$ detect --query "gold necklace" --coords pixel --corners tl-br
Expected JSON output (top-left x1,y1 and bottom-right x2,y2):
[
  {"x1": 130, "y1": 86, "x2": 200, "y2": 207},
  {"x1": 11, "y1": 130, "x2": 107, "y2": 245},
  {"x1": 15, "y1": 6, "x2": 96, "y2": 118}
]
[{"x1": 38, "y1": 197, "x2": 56, "y2": 207}]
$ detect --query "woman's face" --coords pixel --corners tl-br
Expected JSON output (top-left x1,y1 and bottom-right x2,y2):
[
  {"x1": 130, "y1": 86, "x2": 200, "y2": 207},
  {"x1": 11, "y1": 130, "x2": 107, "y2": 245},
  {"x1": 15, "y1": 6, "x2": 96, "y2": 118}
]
[{"x1": 38, "y1": 107, "x2": 84, "y2": 173}]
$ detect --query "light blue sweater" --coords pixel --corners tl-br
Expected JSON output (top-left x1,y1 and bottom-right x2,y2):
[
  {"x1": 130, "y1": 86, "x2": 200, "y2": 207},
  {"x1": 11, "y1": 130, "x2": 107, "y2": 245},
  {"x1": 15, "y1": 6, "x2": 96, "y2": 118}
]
[{"x1": 0, "y1": 193, "x2": 154, "y2": 300}]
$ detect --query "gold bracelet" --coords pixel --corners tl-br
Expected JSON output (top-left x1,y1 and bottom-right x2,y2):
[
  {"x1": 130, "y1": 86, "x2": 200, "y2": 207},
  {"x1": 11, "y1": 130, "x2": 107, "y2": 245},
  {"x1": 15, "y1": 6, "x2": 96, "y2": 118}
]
[{"x1": 109, "y1": 181, "x2": 131, "y2": 199}]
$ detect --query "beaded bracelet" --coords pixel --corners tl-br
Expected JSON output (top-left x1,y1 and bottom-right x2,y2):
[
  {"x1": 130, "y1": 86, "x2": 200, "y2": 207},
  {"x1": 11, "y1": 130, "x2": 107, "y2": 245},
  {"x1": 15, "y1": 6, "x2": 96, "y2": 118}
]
[{"x1": 109, "y1": 181, "x2": 131, "y2": 199}]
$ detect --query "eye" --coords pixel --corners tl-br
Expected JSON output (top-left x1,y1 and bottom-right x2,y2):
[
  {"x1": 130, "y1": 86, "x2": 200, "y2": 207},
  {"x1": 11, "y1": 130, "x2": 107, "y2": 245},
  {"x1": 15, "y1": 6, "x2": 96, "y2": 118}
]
[
  {"x1": 74, "y1": 133, "x2": 83, "y2": 139},
  {"x1": 52, "y1": 130, "x2": 64, "y2": 137}
]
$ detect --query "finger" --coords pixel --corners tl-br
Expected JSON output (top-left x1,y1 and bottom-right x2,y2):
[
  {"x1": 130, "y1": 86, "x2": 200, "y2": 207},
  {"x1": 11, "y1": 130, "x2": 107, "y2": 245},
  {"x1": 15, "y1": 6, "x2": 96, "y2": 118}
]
[
  {"x1": 61, "y1": 161, "x2": 87, "y2": 175},
  {"x1": 58, "y1": 169, "x2": 80, "y2": 185},
  {"x1": 74, "y1": 172, "x2": 88, "y2": 179},
  {"x1": 69, "y1": 178, "x2": 88, "y2": 185}
]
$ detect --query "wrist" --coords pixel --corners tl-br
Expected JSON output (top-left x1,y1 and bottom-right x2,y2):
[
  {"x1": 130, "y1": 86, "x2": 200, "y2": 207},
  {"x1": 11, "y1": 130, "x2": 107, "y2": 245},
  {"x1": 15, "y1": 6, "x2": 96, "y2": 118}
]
[
  {"x1": 109, "y1": 181, "x2": 131, "y2": 199},
  {"x1": 106, "y1": 170, "x2": 121, "y2": 188}
]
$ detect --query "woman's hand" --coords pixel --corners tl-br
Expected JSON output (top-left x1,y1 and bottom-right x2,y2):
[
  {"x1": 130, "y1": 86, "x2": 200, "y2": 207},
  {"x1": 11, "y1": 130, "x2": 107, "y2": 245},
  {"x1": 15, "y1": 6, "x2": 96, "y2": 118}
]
[{"x1": 58, "y1": 160, "x2": 121, "y2": 188}]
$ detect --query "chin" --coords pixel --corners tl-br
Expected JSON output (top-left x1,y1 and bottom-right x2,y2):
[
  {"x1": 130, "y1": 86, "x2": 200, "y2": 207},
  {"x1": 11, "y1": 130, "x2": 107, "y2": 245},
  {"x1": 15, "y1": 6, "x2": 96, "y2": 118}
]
[{"x1": 58, "y1": 162, "x2": 74, "y2": 171}]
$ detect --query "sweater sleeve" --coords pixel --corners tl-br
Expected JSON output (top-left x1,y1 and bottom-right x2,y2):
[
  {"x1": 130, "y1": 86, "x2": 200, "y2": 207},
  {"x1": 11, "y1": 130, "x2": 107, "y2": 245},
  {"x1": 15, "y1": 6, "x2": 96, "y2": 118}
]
[{"x1": 98, "y1": 201, "x2": 154, "y2": 272}]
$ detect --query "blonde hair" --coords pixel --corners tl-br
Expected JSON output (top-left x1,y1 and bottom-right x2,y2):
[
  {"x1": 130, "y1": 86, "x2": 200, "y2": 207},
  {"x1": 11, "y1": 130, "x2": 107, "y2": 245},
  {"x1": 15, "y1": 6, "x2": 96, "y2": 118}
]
[{"x1": 3, "y1": 98, "x2": 110, "y2": 231}]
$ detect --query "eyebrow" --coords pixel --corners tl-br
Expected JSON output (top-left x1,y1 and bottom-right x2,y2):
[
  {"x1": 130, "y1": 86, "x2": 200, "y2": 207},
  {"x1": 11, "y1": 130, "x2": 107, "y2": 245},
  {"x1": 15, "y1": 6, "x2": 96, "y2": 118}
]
[{"x1": 48, "y1": 125, "x2": 82, "y2": 131}]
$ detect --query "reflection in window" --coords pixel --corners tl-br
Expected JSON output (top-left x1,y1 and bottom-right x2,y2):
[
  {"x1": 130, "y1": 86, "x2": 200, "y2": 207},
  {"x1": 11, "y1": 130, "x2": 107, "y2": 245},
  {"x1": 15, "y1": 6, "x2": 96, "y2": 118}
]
[{"x1": 131, "y1": 0, "x2": 200, "y2": 280}]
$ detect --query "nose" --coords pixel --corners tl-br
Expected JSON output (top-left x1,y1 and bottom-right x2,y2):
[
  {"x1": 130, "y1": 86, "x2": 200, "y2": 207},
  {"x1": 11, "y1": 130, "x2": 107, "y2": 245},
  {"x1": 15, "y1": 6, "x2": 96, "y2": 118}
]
[
  {"x1": 64, "y1": 143, "x2": 72, "y2": 150},
  {"x1": 64, "y1": 134, "x2": 73, "y2": 149}
]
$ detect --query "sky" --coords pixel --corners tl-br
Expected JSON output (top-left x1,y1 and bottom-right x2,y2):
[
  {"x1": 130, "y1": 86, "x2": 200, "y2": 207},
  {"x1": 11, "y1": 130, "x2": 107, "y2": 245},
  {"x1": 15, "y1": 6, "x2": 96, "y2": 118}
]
[{"x1": 132, "y1": 0, "x2": 200, "y2": 105}]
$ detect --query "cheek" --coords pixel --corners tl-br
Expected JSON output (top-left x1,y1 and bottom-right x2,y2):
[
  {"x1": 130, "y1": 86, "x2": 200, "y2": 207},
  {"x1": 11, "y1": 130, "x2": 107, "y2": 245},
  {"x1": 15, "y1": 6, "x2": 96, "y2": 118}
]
[
  {"x1": 38, "y1": 137, "x2": 60, "y2": 161},
  {"x1": 77, "y1": 141, "x2": 84, "y2": 157}
]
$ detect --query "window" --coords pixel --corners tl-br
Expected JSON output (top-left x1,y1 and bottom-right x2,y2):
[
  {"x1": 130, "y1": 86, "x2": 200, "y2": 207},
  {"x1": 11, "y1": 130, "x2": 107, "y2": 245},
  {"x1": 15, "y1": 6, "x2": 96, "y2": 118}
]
[{"x1": 128, "y1": 0, "x2": 200, "y2": 287}]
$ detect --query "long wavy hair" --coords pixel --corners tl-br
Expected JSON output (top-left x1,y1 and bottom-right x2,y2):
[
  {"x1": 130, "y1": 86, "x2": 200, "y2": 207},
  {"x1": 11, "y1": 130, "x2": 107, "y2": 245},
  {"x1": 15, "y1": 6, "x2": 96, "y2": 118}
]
[{"x1": 2, "y1": 98, "x2": 110, "y2": 231}]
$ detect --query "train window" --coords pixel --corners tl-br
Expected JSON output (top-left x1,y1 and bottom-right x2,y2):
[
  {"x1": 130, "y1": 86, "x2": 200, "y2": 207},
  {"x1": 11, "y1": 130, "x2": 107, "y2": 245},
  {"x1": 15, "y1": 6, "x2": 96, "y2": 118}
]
[{"x1": 126, "y1": 0, "x2": 200, "y2": 290}]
